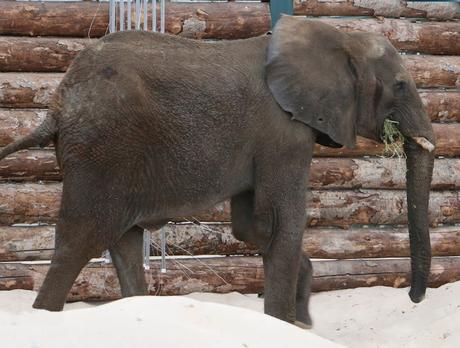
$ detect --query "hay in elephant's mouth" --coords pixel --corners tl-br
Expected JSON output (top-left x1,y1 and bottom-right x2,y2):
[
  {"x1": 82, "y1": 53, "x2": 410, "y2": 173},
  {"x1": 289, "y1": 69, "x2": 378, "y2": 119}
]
[{"x1": 381, "y1": 119, "x2": 405, "y2": 158}]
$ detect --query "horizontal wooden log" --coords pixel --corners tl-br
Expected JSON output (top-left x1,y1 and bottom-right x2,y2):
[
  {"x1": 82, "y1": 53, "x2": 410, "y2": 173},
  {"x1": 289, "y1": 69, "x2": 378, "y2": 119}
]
[
  {"x1": 302, "y1": 226, "x2": 460, "y2": 259},
  {"x1": 0, "y1": 109, "x2": 47, "y2": 145},
  {"x1": 314, "y1": 123, "x2": 460, "y2": 157},
  {"x1": 0, "y1": 74, "x2": 61, "y2": 108},
  {"x1": 2, "y1": 256, "x2": 460, "y2": 299},
  {"x1": 1, "y1": 106, "x2": 460, "y2": 158},
  {"x1": 0, "y1": 66, "x2": 458, "y2": 110},
  {"x1": 0, "y1": 149, "x2": 60, "y2": 182},
  {"x1": 419, "y1": 90, "x2": 460, "y2": 122},
  {"x1": 317, "y1": 17, "x2": 460, "y2": 55},
  {"x1": 294, "y1": 0, "x2": 460, "y2": 20},
  {"x1": 0, "y1": 183, "x2": 63, "y2": 225},
  {"x1": 2, "y1": 224, "x2": 460, "y2": 262},
  {"x1": 0, "y1": 183, "x2": 458, "y2": 227},
  {"x1": 0, "y1": 2, "x2": 109, "y2": 38},
  {"x1": 1, "y1": 62, "x2": 458, "y2": 108},
  {"x1": 307, "y1": 189, "x2": 460, "y2": 228},
  {"x1": 403, "y1": 56, "x2": 460, "y2": 89},
  {"x1": 1, "y1": 145, "x2": 458, "y2": 190},
  {"x1": 0, "y1": 275, "x2": 33, "y2": 291},
  {"x1": 0, "y1": 2, "x2": 270, "y2": 40},
  {"x1": 0, "y1": 225, "x2": 55, "y2": 261},
  {"x1": 308, "y1": 157, "x2": 460, "y2": 190},
  {"x1": 311, "y1": 256, "x2": 460, "y2": 292},
  {"x1": 2, "y1": 119, "x2": 459, "y2": 160},
  {"x1": 2, "y1": 116, "x2": 459, "y2": 160},
  {"x1": 0, "y1": 36, "x2": 90, "y2": 72},
  {"x1": 1, "y1": 46, "x2": 458, "y2": 89},
  {"x1": 1, "y1": 2, "x2": 458, "y2": 54},
  {"x1": 2, "y1": 90, "x2": 458, "y2": 141}
]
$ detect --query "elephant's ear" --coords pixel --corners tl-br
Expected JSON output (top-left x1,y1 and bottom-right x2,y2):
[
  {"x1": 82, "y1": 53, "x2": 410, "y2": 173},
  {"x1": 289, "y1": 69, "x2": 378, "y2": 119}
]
[{"x1": 266, "y1": 16, "x2": 361, "y2": 148}]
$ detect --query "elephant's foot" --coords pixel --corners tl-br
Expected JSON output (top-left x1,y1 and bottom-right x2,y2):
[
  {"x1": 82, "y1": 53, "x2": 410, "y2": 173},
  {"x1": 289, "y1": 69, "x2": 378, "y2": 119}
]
[
  {"x1": 295, "y1": 296, "x2": 313, "y2": 328},
  {"x1": 31, "y1": 247, "x2": 91, "y2": 312},
  {"x1": 294, "y1": 320, "x2": 312, "y2": 330},
  {"x1": 32, "y1": 293, "x2": 65, "y2": 312},
  {"x1": 294, "y1": 312, "x2": 313, "y2": 329}
]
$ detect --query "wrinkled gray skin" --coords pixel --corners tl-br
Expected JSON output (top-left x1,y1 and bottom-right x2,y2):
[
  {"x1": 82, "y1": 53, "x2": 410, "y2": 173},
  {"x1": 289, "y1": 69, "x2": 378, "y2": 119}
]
[{"x1": 0, "y1": 16, "x2": 435, "y2": 326}]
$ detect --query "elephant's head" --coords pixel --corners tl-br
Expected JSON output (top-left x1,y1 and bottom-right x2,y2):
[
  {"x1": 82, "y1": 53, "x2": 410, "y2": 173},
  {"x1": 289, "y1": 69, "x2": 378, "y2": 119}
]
[{"x1": 266, "y1": 16, "x2": 435, "y2": 302}]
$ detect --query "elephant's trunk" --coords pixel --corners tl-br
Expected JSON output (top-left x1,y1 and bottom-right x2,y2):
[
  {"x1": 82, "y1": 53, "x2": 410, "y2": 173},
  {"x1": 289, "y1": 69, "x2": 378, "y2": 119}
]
[{"x1": 404, "y1": 138, "x2": 435, "y2": 303}]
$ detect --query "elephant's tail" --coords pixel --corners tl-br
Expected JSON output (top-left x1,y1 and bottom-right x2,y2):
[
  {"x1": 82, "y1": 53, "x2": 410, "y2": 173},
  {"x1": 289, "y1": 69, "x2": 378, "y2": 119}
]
[{"x1": 0, "y1": 111, "x2": 58, "y2": 161}]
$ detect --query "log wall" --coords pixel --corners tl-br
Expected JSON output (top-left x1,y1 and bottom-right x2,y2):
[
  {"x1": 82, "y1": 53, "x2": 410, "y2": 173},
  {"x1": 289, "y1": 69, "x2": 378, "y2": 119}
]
[
  {"x1": 294, "y1": 0, "x2": 460, "y2": 20},
  {"x1": 0, "y1": 1, "x2": 459, "y2": 299}
]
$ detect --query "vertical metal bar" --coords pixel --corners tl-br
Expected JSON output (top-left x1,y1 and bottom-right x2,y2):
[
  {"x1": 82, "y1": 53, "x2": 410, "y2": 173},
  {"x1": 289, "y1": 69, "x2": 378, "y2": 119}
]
[
  {"x1": 109, "y1": 0, "x2": 116, "y2": 33},
  {"x1": 103, "y1": 250, "x2": 112, "y2": 264},
  {"x1": 160, "y1": 228, "x2": 166, "y2": 273},
  {"x1": 160, "y1": 0, "x2": 165, "y2": 33},
  {"x1": 127, "y1": 0, "x2": 132, "y2": 30},
  {"x1": 120, "y1": 0, "x2": 125, "y2": 31},
  {"x1": 143, "y1": 230, "x2": 150, "y2": 270},
  {"x1": 152, "y1": 0, "x2": 157, "y2": 32},
  {"x1": 135, "y1": 0, "x2": 141, "y2": 30},
  {"x1": 143, "y1": 0, "x2": 148, "y2": 31}
]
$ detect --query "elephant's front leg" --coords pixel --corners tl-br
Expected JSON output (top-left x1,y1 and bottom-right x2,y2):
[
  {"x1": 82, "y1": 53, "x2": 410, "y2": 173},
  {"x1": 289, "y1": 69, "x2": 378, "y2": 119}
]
[
  {"x1": 254, "y1": 160, "x2": 311, "y2": 324},
  {"x1": 295, "y1": 253, "x2": 313, "y2": 328},
  {"x1": 231, "y1": 190, "x2": 313, "y2": 326},
  {"x1": 259, "y1": 197, "x2": 306, "y2": 323}
]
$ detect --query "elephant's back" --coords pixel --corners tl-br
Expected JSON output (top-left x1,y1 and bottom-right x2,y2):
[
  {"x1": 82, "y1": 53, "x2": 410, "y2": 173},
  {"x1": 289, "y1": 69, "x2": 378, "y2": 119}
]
[
  {"x1": 55, "y1": 31, "x2": 270, "y2": 130},
  {"x1": 67, "y1": 30, "x2": 269, "y2": 78}
]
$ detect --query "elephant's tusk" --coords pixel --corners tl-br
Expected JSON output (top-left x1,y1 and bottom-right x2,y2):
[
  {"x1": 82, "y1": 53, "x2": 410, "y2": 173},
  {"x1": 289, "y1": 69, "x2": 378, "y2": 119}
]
[{"x1": 413, "y1": 137, "x2": 435, "y2": 152}]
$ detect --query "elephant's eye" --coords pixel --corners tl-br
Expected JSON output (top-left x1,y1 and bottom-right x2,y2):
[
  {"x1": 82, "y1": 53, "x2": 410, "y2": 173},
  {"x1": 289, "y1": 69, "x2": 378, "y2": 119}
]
[{"x1": 393, "y1": 80, "x2": 406, "y2": 94}]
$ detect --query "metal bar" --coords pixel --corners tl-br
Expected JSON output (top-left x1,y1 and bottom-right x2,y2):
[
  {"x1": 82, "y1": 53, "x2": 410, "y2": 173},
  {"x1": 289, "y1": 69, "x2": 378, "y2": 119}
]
[
  {"x1": 127, "y1": 0, "x2": 132, "y2": 30},
  {"x1": 143, "y1": 230, "x2": 150, "y2": 270},
  {"x1": 152, "y1": 0, "x2": 157, "y2": 32},
  {"x1": 160, "y1": 228, "x2": 166, "y2": 273},
  {"x1": 143, "y1": 0, "x2": 148, "y2": 31},
  {"x1": 109, "y1": 0, "x2": 116, "y2": 33},
  {"x1": 103, "y1": 250, "x2": 112, "y2": 264},
  {"x1": 160, "y1": 0, "x2": 165, "y2": 33},
  {"x1": 120, "y1": 0, "x2": 125, "y2": 31},
  {"x1": 135, "y1": 0, "x2": 141, "y2": 30}
]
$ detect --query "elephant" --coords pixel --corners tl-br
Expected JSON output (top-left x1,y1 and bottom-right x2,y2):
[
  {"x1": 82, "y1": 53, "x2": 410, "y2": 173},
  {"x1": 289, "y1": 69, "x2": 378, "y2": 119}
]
[{"x1": 0, "y1": 16, "x2": 435, "y2": 327}]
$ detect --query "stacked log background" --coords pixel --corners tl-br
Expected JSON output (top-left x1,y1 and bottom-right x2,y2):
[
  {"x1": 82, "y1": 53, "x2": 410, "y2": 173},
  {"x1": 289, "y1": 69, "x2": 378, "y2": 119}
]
[{"x1": 0, "y1": 0, "x2": 459, "y2": 300}]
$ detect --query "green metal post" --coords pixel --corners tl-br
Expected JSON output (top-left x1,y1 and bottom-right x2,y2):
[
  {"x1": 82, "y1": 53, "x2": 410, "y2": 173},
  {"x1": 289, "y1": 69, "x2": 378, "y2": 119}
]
[{"x1": 270, "y1": 0, "x2": 294, "y2": 28}]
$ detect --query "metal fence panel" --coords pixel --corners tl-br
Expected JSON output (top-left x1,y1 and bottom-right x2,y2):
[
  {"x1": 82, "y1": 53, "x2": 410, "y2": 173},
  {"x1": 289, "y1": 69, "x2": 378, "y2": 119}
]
[{"x1": 109, "y1": 0, "x2": 166, "y2": 33}]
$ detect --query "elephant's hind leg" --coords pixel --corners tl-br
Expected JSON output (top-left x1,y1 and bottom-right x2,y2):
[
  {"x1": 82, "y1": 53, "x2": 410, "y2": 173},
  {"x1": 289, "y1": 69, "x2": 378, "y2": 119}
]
[
  {"x1": 33, "y1": 219, "x2": 106, "y2": 311},
  {"x1": 33, "y1": 185, "x2": 133, "y2": 311},
  {"x1": 109, "y1": 225, "x2": 149, "y2": 297}
]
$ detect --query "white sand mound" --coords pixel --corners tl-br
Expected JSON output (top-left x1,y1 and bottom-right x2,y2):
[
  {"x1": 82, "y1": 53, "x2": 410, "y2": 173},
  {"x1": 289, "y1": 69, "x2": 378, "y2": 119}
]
[
  {"x1": 0, "y1": 290, "x2": 339, "y2": 348},
  {"x1": 2, "y1": 282, "x2": 459, "y2": 347}
]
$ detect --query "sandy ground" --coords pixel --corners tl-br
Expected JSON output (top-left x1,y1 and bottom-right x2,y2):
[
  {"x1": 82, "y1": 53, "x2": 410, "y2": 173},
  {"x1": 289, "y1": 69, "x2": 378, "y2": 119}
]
[
  {"x1": 1, "y1": 282, "x2": 459, "y2": 347},
  {"x1": 0, "y1": 290, "x2": 339, "y2": 348}
]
